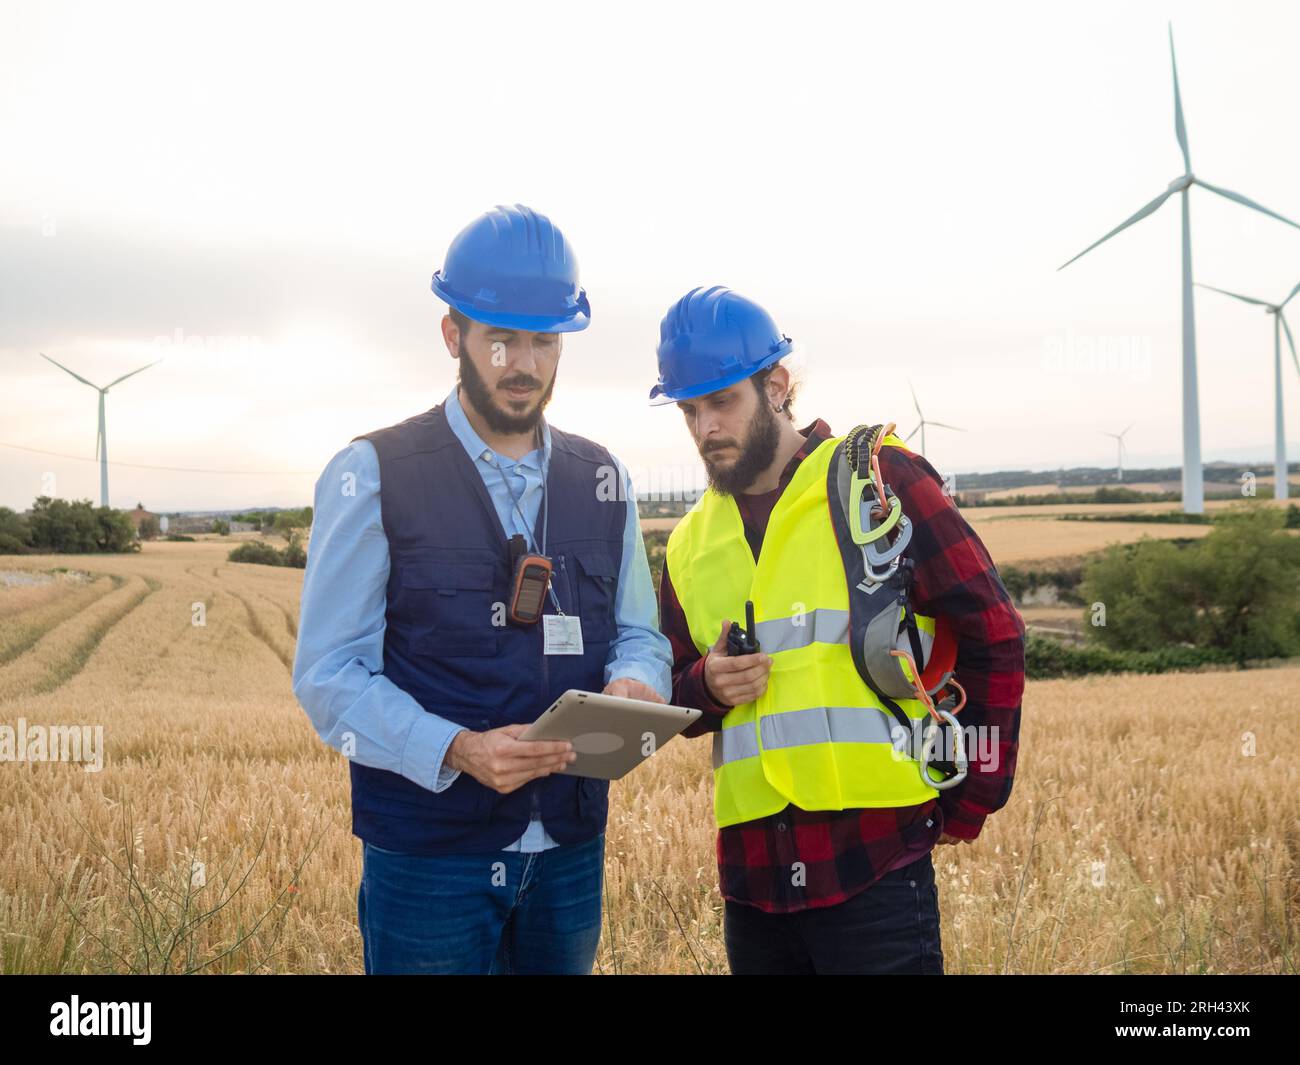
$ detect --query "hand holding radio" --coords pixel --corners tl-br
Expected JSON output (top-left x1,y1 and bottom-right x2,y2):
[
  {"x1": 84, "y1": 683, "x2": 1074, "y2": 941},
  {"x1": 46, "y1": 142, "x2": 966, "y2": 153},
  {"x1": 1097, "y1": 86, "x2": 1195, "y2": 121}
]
[{"x1": 703, "y1": 602, "x2": 770, "y2": 708}]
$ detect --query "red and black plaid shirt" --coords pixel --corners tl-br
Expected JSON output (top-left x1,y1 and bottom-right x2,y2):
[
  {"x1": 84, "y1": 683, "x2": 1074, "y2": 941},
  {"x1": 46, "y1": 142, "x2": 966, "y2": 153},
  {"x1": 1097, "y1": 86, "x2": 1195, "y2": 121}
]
[{"x1": 658, "y1": 418, "x2": 1025, "y2": 913}]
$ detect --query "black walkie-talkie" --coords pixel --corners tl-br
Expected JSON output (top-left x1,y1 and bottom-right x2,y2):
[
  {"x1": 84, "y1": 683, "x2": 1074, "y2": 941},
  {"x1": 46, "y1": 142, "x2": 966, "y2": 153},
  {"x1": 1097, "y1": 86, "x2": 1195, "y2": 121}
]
[{"x1": 727, "y1": 600, "x2": 760, "y2": 656}]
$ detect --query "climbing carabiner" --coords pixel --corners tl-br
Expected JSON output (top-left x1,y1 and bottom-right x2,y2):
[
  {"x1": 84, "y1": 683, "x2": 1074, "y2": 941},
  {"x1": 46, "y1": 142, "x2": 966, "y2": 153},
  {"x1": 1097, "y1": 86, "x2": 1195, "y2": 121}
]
[
  {"x1": 919, "y1": 709, "x2": 968, "y2": 790},
  {"x1": 863, "y1": 509, "x2": 911, "y2": 568},
  {"x1": 850, "y1": 472, "x2": 902, "y2": 545}
]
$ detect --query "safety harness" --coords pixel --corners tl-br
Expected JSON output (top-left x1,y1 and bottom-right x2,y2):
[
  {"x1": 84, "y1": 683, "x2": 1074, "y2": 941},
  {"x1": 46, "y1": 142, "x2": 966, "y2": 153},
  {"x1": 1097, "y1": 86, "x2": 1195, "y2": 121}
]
[{"x1": 826, "y1": 422, "x2": 969, "y2": 790}]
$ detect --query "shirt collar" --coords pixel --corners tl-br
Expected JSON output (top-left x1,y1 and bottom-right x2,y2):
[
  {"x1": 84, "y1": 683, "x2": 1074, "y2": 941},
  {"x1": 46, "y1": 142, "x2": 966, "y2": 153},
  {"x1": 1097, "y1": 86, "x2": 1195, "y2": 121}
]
[
  {"x1": 797, "y1": 418, "x2": 834, "y2": 451},
  {"x1": 443, "y1": 384, "x2": 551, "y2": 471}
]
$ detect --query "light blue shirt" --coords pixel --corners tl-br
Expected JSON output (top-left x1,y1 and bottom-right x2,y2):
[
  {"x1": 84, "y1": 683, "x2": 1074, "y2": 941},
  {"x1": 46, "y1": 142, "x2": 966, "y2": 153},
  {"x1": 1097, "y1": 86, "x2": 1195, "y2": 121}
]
[{"x1": 292, "y1": 385, "x2": 672, "y2": 852}]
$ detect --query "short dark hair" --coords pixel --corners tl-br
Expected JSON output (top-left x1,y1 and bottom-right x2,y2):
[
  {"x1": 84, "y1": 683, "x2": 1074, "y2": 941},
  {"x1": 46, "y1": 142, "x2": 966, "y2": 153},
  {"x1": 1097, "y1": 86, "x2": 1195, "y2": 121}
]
[{"x1": 751, "y1": 364, "x2": 797, "y2": 419}]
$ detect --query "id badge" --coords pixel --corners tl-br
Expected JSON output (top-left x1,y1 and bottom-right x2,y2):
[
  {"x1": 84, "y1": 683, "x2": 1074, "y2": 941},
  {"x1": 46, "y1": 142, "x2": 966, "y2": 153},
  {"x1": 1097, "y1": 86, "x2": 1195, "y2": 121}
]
[{"x1": 543, "y1": 614, "x2": 584, "y2": 655}]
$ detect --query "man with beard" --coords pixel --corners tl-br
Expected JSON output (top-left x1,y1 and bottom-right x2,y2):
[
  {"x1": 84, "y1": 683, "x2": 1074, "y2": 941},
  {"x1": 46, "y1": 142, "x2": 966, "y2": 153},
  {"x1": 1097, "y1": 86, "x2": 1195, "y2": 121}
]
[
  {"x1": 293, "y1": 204, "x2": 671, "y2": 974},
  {"x1": 651, "y1": 285, "x2": 1025, "y2": 974}
]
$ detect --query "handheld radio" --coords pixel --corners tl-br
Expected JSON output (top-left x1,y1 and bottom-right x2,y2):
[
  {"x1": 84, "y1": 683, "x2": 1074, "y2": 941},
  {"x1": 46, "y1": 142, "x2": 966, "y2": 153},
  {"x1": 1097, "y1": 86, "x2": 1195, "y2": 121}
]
[{"x1": 726, "y1": 600, "x2": 761, "y2": 656}]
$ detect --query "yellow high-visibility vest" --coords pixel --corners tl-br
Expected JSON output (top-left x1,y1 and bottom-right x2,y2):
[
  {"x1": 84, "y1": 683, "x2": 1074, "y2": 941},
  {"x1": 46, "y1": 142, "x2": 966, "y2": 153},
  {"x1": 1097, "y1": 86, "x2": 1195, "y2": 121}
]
[{"x1": 667, "y1": 433, "x2": 940, "y2": 828}]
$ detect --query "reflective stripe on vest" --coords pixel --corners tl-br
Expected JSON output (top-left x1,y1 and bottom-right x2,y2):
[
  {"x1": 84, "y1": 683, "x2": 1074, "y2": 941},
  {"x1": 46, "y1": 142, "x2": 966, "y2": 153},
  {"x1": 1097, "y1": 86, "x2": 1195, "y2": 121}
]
[
  {"x1": 753, "y1": 607, "x2": 935, "y2": 663},
  {"x1": 667, "y1": 433, "x2": 940, "y2": 828},
  {"x1": 712, "y1": 705, "x2": 932, "y2": 770}
]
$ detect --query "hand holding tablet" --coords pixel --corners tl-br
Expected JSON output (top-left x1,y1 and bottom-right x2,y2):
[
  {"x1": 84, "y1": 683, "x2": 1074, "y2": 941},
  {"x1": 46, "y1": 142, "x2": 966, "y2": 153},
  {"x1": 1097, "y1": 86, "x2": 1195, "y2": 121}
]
[{"x1": 521, "y1": 690, "x2": 702, "y2": 780}]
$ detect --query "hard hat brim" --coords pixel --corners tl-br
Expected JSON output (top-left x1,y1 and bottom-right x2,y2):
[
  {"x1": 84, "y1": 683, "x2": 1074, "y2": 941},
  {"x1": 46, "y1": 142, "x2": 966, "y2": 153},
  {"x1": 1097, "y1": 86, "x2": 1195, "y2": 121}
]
[
  {"x1": 647, "y1": 340, "x2": 792, "y2": 406},
  {"x1": 431, "y1": 274, "x2": 590, "y2": 333}
]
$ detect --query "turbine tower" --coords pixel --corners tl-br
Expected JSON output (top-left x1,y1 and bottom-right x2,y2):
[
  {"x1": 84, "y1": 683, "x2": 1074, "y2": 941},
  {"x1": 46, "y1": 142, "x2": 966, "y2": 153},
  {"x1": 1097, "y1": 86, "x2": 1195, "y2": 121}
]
[
  {"x1": 1057, "y1": 24, "x2": 1300, "y2": 514},
  {"x1": 905, "y1": 380, "x2": 965, "y2": 457},
  {"x1": 40, "y1": 353, "x2": 162, "y2": 507},
  {"x1": 1196, "y1": 281, "x2": 1300, "y2": 500},
  {"x1": 1101, "y1": 422, "x2": 1134, "y2": 482}
]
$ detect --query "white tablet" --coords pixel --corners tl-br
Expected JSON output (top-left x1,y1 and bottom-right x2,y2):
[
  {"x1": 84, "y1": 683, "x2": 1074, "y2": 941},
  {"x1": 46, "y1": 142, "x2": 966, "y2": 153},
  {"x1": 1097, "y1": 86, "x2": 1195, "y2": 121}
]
[{"x1": 521, "y1": 689, "x2": 703, "y2": 780}]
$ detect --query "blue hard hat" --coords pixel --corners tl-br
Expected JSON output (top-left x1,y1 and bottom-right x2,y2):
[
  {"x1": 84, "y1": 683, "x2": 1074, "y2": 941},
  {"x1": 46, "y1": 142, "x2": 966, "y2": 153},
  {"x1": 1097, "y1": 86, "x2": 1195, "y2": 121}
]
[
  {"x1": 431, "y1": 204, "x2": 590, "y2": 333},
  {"x1": 649, "y1": 286, "x2": 793, "y2": 405}
]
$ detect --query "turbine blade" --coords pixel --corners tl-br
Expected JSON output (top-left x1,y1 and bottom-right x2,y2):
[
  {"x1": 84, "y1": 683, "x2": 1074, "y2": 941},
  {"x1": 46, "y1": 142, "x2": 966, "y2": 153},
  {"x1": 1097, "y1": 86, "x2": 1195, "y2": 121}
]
[
  {"x1": 927, "y1": 421, "x2": 965, "y2": 431},
  {"x1": 1280, "y1": 282, "x2": 1300, "y2": 309},
  {"x1": 1194, "y1": 282, "x2": 1270, "y2": 307},
  {"x1": 104, "y1": 358, "x2": 163, "y2": 390},
  {"x1": 1057, "y1": 187, "x2": 1177, "y2": 271},
  {"x1": 905, "y1": 423, "x2": 921, "y2": 442},
  {"x1": 40, "y1": 352, "x2": 99, "y2": 390},
  {"x1": 1120, "y1": 421, "x2": 1134, "y2": 437},
  {"x1": 1281, "y1": 312, "x2": 1299, "y2": 377},
  {"x1": 1195, "y1": 178, "x2": 1300, "y2": 232},
  {"x1": 1169, "y1": 24, "x2": 1191, "y2": 173},
  {"x1": 908, "y1": 380, "x2": 922, "y2": 419}
]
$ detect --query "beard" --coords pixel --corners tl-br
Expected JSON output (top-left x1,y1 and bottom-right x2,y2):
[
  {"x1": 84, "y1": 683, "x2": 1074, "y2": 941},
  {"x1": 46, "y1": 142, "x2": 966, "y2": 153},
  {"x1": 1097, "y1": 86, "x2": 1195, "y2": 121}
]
[
  {"x1": 457, "y1": 335, "x2": 556, "y2": 435},
  {"x1": 701, "y1": 397, "x2": 782, "y2": 496}
]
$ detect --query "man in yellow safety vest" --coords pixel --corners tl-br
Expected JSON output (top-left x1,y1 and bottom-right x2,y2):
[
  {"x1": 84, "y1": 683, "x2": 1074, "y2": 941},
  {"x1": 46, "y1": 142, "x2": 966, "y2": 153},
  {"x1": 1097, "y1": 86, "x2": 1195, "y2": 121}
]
[{"x1": 650, "y1": 285, "x2": 1026, "y2": 974}]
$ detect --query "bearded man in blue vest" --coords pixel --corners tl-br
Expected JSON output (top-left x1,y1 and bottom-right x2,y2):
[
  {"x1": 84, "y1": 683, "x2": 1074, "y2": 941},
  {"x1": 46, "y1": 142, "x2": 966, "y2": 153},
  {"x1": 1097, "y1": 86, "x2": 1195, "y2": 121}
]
[{"x1": 293, "y1": 204, "x2": 673, "y2": 975}]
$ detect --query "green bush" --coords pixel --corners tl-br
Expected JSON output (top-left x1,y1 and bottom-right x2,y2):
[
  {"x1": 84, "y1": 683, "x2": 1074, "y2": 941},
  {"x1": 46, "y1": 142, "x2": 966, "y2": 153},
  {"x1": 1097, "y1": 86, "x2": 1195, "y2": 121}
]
[
  {"x1": 0, "y1": 507, "x2": 32, "y2": 554},
  {"x1": 1025, "y1": 631, "x2": 1234, "y2": 678},
  {"x1": 1079, "y1": 503, "x2": 1300, "y2": 667},
  {"x1": 24, "y1": 497, "x2": 140, "y2": 553},
  {"x1": 228, "y1": 541, "x2": 285, "y2": 566},
  {"x1": 271, "y1": 508, "x2": 313, "y2": 538},
  {"x1": 280, "y1": 531, "x2": 306, "y2": 568},
  {"x1": 1059, "y1": 511, "x2": 1213, "y2": 524},
  {"x1": 228, "y1": 533, "x2": 307, "y2": 569},
  {"x1": 998, "y1": 563, "x2": 1085, "y2": 604}
]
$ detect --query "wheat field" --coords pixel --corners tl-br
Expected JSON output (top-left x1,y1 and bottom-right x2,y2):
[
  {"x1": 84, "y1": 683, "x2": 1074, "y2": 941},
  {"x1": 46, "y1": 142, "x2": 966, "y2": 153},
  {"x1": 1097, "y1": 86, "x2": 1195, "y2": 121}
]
[{"x1": 0, "y1": 537, "x2": 1295, "y2": 974}]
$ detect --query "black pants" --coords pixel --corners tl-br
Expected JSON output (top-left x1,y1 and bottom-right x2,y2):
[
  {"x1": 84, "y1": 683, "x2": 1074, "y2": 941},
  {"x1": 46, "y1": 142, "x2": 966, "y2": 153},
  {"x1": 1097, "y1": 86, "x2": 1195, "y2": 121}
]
[{"x1": 723, "y1": 851, "x2": 944, "y2": 975}]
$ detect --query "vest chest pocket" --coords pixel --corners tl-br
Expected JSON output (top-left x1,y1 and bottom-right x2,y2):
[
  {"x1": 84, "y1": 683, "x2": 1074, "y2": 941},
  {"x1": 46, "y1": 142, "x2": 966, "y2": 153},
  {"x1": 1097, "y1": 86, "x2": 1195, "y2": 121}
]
[
  {"x1": 569, "y1": 547, "x2": 619, "y2": 642},
  {"x1": 401, "y1": 562, "x2": 501, "y2": 658}
]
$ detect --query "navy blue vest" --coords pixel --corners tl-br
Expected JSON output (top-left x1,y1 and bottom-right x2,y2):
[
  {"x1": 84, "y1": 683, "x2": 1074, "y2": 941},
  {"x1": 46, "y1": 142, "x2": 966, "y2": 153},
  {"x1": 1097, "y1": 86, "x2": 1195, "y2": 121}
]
[{"x1": 349, "y1": 402, "x2": 626, "y2": 854}]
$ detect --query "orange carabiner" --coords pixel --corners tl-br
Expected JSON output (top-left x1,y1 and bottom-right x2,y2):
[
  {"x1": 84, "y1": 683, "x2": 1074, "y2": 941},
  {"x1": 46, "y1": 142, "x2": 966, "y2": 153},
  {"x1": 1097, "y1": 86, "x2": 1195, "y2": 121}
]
[
  {"x1": 935, "y1": 677, "x2": 967, "y2": 716},
  {"x1": 889, "y1": 647, "x2": 942, "y2": 723},
  {"x1": 889, "y1": 648, "x2": 968, "y2": 724}
]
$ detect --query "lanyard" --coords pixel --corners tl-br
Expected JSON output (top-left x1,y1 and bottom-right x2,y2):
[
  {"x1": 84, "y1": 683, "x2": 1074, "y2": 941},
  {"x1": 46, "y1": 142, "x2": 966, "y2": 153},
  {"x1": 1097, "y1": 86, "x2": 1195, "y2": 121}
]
[{"x1": 488, "y1": 434, "x2": 564, "y2": 615}]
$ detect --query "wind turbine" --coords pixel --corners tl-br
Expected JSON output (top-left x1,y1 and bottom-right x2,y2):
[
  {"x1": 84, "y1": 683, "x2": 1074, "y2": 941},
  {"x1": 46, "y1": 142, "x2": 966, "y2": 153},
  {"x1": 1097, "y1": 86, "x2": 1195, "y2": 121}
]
[
  {"x1": 40, "y1": 353, "x2": 163, "y2": 507},
  {"x1": 1196, "y1": 281, "x2": 1300, "y2": 500},
  {"x1": 1057, "y1": 24, "x2": 1300, "y2": 514},
  {"x1": 1100, "y1": 421, "x2": 1134, "y2": 482},
  {"x1": 904, "y1": 380, "x2": 965, "y2": 457}
]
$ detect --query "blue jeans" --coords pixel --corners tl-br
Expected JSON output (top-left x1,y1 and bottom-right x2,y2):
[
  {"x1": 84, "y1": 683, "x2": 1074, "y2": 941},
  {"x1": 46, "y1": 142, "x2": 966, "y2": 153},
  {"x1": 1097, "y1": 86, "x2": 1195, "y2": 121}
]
[
  {"x1": 722, "y1": 850, "x2": 945, "y2": 974},
  {"x1": 357, "y1": 832, "x2": 605, "y2": 974}
]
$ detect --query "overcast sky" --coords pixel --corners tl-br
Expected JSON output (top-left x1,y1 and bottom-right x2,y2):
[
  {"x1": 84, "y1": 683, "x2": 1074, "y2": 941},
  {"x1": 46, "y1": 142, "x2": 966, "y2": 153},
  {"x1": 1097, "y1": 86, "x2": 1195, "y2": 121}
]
[{"x1": 2, "y1": 0, "x2": 1299, "y2": 511}]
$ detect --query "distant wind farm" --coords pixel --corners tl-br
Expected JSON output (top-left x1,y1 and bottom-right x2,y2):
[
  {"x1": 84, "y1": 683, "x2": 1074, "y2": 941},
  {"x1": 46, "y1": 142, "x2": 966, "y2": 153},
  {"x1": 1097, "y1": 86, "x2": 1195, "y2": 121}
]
[
  {"x1": 1195, "y1": 281, "x2": 1300, "y2": 502},
  {"x1": 1058, "y1": 23, "x2": 1300, "y2": 514}
]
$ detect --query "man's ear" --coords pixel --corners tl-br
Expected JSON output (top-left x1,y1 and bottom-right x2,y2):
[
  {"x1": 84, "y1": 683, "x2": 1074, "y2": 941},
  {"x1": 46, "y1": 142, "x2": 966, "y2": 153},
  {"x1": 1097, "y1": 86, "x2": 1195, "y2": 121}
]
[
  {"x1": 767, "y1": 364, "x2": 791, "y2": 411},
  {"x1": 440, "y1": 313, "x2": 460, "y2": 359}
]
